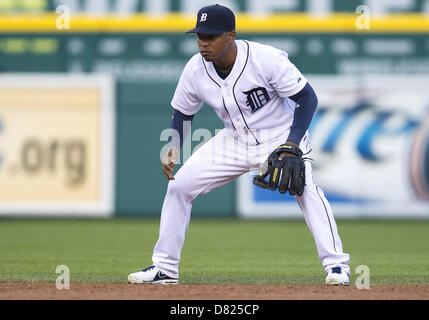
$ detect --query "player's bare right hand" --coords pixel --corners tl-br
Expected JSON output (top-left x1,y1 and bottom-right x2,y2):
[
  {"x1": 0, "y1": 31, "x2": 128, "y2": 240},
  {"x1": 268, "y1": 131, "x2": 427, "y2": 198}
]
[{"x1": 161, "y1": 147, "x2": 179, "y2": 180}]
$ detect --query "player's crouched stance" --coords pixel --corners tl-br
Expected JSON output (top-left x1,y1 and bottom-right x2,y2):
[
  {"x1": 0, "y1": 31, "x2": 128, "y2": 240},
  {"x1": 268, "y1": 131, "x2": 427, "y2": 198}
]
[{"x1": 128, "y1": 5, "x2": 350, "y2": 286}]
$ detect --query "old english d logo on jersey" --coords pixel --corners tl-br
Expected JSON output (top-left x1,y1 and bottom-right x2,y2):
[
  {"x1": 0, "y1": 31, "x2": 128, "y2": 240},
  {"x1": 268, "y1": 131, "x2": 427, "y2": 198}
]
[{"x1": 243, "y1": 87, "x2": 270, "y2": 113}]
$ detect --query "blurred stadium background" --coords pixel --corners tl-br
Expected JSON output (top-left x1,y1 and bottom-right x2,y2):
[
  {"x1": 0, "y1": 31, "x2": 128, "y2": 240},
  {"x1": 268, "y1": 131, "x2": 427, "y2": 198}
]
[
  {"x1": 1, "y1": 0, "x2": 429, "y2": 290},
  {"x1": 0, "y1": 0, "x2": 429, "y2": 220}
]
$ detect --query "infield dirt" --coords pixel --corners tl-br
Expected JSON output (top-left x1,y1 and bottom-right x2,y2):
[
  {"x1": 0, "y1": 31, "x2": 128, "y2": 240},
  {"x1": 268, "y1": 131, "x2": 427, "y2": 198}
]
[{"x1": 0, "y1": 283, "x2": 428, "y2": 300}]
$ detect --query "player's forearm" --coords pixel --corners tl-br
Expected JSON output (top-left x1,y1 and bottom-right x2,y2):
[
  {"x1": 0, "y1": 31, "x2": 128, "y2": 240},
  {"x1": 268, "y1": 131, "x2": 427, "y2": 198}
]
[
  {"x1": 169, "y1": 109, "x2": 194, "y2": 149},
  {"x1": 286, "y1": 82, "x2": 318, "y2": 145}
]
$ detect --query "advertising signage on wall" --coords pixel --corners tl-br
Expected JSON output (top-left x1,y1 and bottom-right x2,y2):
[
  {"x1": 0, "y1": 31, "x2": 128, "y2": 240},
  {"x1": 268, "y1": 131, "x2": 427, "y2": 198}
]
[
  {"x1": 0, "y1": 74, "x2": 115, "y2": 216},
  {"x1": 238, "y1": 75, "x2": 429, "y2": 218},
  {"x1": 1, "y1": 33, "x2": 429, "y2": 79},
  {"x1": 1, "y1": 0, "x2": 428, "y2": 15}
]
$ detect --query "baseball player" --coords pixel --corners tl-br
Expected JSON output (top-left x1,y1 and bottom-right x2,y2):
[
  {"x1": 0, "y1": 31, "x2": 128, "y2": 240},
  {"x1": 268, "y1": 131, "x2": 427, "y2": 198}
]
[{"x1": 128, "y1": 4, "x2": 350, "y2": 286}]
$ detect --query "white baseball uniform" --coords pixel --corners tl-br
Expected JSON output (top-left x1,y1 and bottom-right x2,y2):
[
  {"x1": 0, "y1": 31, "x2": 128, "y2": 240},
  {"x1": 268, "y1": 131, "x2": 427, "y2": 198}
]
[{"x1": 152, "y1": 40, "x2": 350, "y2": 278}]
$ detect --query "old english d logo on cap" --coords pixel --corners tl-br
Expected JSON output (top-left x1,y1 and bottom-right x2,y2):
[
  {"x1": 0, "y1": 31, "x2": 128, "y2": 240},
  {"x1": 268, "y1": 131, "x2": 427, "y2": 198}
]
[{"x1": 186, "y1": 4, "x2": 235, "y2": 35}]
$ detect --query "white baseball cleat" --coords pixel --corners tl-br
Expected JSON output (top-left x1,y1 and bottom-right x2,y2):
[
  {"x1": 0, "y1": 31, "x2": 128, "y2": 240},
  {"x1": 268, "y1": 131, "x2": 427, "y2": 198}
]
[
  {"x1": 325, "y1": 267, "x2": 350, "y2": 286},
  {"x1": 128, "y1": 265, "x2": 179, "y2": 284}
]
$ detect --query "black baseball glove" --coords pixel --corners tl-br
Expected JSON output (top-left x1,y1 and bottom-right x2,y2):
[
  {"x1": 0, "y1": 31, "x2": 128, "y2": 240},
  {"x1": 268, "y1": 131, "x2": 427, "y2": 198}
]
[{"x1": 253, "y1": 143, "x2": 306, "y2": 196}]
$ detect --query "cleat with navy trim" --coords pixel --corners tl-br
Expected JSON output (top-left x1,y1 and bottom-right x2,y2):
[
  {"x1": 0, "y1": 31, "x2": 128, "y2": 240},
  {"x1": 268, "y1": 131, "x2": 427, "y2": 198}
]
[
  {"x1": 325, "y1": 267, "x2": 350, "y2": 286},
  {"x1": 128, "y1": 266, "x2": 179, "y2": 284}
]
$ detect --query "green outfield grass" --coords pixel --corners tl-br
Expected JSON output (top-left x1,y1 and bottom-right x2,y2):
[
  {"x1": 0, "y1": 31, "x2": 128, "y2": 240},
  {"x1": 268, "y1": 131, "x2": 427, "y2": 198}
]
[{"x1": 0, "y1": 218, "x2": 428, "y2": 286}]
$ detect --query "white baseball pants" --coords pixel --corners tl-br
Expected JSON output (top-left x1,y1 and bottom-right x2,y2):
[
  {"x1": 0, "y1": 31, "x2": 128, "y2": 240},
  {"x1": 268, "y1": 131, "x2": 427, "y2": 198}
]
[{"x1": 152, "y1": 128, "x2": 350, "y2": 278}]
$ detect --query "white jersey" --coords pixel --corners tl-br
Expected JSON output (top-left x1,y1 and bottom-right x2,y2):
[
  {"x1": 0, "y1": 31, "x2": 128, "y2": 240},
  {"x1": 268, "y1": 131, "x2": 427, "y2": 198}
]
[
  {"x1": 171, "y1": 40, "x2": 308, "y2": 145},
  {"x1": 151, "y1": 39, "x2": 350, "y2": 280}
]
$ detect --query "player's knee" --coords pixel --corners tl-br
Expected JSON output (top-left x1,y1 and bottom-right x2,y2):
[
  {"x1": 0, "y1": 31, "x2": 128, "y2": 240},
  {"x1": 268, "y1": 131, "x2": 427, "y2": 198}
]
[{"x1": 167, "y1": 177, "x2": 195, "y2": 201}]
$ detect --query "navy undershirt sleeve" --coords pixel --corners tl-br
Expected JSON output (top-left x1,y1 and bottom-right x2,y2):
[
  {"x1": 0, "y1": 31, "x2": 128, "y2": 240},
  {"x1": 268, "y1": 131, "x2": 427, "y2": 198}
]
[
  {"x1": 286, "y1": 82, "x2": 318, "y2": 146},
  {"x1": 169, "y1": 109, "x2": 194, "y2": 149}
]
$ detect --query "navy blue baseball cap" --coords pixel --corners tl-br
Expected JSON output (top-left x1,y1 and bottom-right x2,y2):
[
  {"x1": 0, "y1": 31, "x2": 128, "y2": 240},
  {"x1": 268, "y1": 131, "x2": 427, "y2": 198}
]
[{"x1": 186, "y1": 4, "x2": 235, "y2": 35}]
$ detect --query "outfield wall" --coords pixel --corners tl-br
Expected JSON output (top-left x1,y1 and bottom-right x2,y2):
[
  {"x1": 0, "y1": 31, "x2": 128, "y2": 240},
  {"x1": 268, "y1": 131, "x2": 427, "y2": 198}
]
[
  {"x1": 0, "y1": 74, "x2": 116, "y2": 217},
  {"x1": 239, "y1": 75, "x2": 429, "y2": 219},
  {"x1": 0, "y1": 8, "x2": 428, "y2": 218}
]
